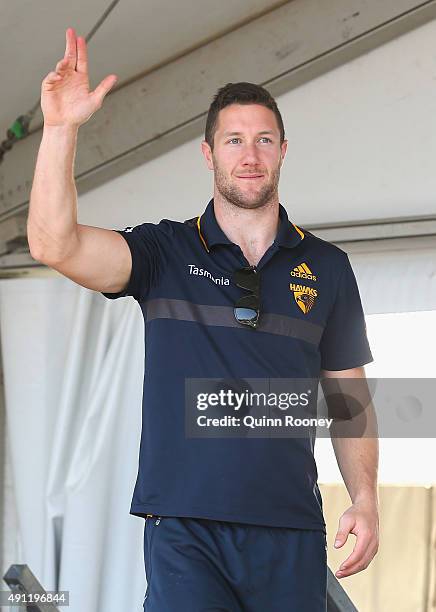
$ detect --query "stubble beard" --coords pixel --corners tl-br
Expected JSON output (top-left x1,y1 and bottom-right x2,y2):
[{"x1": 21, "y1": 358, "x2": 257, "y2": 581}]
[{"x1": 213, "y1": 157, "x2": 281, "y2": 210}]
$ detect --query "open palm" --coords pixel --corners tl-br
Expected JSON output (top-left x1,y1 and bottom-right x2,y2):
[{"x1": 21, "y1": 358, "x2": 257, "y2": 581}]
[{"x1": 41, "y1": 28, "x2": 117, "y2": 127}]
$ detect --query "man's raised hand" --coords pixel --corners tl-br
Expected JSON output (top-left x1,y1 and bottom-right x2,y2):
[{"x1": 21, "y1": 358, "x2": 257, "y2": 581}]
[{"x1": 41, "y1": 28, "x2": 118, "y2": 128}]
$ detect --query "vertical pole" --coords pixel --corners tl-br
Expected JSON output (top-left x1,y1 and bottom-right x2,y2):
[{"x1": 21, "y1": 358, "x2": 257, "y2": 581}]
[{"x1": 0, "y1": 332, "x2": 5, "y2": 579}]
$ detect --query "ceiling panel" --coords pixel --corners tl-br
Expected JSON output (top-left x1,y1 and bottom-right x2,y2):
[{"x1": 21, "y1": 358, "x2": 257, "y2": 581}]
[{"x1": 0, "y1": 0, "x2": 285, "y2": 137}]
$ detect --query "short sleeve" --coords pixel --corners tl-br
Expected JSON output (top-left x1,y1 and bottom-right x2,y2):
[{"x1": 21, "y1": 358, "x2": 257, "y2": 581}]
[
  {"x1": 319, "y1": 254, "x2": 373, "y2": 371},
  {"x1": 101, "y1": 219, "x2": 173, "y2": 302}
]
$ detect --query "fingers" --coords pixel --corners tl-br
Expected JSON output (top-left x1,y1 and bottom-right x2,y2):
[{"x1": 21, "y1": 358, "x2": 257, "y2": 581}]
[
  {"x1": 336, "y1": 532, "x2": 375, "y2": 578},
  {"x1": 76, "y1": 36, "x2": 88, "y2": 74},
  {"x1": 64, "y1": 27, "x2": 77, "y2": 69},
  {"x1": 336, "y1": 548, "x2": 375, "y2": 578},
  {"x1": 43, "y1": 28, "x2": 76, "y2": 88},
  {"x1": 55, "y1": 57, "x2": 69, "y2": 74},
  {"x1": 91, "y1": 75, "x2": 118, "y2": 107},
  {"x1": 334, "y1": 529, "x2": 349, "y2": 548},
  {"x1": 334, "y1": 515, "x2": 354, "y2": 549},
  {"x1": 43, "y1": 71, "x2": 62, "y2": 85}
]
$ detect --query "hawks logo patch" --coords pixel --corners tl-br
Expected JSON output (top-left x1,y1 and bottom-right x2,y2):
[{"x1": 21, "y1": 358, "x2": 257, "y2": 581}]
[{"x1": 289, "y1": 283, "x2": 318, "y2": 314}]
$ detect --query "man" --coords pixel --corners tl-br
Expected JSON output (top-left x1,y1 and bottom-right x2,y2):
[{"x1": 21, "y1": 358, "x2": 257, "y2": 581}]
[{"x1": 28, "y1": 27, "x2": 379, "y2": 611}]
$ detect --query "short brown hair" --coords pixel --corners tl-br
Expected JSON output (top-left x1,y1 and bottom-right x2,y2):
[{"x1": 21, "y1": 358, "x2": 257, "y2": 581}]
[{"x1": 205, "y1": 82, "x2": 285, "y2": 150}]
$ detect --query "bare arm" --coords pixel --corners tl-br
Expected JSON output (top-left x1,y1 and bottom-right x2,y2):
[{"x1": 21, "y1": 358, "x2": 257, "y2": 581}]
[
  {"x1": 27, "y1": 28, "x2": 129, "y2": 294},
  {"x1": 321, "y1": 366, "x2": 379, "y2": 504},
  {"x1": 320, "y1": 366, "x2": 379, "y2": 579}
]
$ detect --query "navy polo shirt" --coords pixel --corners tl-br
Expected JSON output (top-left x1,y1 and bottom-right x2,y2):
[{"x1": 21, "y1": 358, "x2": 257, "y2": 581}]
[{"x1": 102, "y1": 198, "x2": 373, "y2": 531}]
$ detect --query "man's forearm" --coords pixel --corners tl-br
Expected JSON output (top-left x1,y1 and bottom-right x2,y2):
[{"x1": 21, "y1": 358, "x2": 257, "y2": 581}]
[
  {"x1": 330, "y1": 433, "x2": 379, "y2": 505},
  {"x1": 27, "y1": 124, "x2": 79, "y2": 263}
]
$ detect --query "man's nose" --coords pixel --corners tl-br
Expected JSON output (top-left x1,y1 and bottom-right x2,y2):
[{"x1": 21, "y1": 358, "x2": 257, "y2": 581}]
[{"x1": 240, "y1": 142, "x2": 261, "y2": 165}]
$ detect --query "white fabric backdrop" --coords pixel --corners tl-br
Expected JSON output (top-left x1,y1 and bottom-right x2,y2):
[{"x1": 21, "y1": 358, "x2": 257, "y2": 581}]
[
  {"x1": 348, "y1": 244, "x2": 436, "y2": 315},
  {"x1": 0, "y1": 276, "x2": 146, "y2": 612}
]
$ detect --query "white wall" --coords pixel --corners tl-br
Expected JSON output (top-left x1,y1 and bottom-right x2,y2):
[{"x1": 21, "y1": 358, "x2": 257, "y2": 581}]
[{"x1": 77, "y1": 19, "x2": 436, "y2": 230}]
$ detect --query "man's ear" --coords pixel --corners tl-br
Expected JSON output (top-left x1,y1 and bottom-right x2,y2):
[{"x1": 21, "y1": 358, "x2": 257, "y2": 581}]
[
  {"x1": 201, "y1": 140, "x2": 214, "y2": 171},
  {"x1": 279, "y1": 139, "x2": 288, "y2": 167}
]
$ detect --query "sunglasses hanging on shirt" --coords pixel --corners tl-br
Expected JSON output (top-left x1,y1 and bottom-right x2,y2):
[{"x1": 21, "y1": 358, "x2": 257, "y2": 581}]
[{"x1": 232, "y1": 266, "x2": 261, "y2": 328}]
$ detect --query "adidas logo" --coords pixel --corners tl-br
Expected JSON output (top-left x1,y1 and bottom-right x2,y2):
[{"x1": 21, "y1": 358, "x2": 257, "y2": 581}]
[{"x1": 290, "y1": 262, "x2": 317, "y2": 281}]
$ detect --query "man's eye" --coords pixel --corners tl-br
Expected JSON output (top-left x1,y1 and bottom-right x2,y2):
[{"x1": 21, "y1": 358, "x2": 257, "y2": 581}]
[{"x1": 226, "y1": 137, "x2": 272, "y2": 144}]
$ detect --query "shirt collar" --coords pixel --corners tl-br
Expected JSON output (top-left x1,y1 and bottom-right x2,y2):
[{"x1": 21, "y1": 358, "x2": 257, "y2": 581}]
[
  {"x1": 274, "y1": 203, "x2": 305, "y2": 248},
  {"x1": 197, "y1": 198, "x2": 305, "y2": 252}
]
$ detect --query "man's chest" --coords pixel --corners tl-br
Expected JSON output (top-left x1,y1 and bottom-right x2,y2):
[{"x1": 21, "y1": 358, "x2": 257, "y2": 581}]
[{"x1": 149, "y1": 240, "x2": 336, "y2": 329}]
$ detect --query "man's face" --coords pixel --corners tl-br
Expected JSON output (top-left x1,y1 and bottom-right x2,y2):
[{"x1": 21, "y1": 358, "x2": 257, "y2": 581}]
[{"x1": 202, "y1": 103, "x2": 287, "y2": 210}]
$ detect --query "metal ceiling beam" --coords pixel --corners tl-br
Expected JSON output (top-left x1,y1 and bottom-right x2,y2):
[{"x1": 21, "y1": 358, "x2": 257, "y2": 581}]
[
  {"x1": 1, "y1": 214, "x2": 435, "y2": 275},
  {"x1": 308, "y1": 215, "x2": 436, "y2": 244},
  {"x1": 1, "y1": 0, "x2": 436, "y2": 234}
]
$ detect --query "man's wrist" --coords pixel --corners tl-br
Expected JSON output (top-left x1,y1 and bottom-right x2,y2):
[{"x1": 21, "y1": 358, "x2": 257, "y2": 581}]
[
  {"x1": 43, "y1": 123, "x2": 79, "y2": 137},
  {"x1": 352, "y1": 489, "x2": 379, "y2": 507}
]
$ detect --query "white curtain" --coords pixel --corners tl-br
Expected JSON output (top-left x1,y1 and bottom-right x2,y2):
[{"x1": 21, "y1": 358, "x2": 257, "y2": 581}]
[
  {"x1": 348, "y1": 242, "x2": 436, "y2": 315},
  {"x1": 0, "y1": 276, "x2": 146, "y2": 612}
]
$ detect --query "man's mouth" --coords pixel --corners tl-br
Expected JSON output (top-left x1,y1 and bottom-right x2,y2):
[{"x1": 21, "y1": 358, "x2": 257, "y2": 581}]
[{"x1": 236, "y1": 174, "x2": 264, "y2": 179}]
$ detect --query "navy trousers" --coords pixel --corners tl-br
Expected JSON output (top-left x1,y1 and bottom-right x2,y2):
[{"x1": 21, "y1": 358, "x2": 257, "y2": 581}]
[{"x1": 143, "y1": 516, "x2": 327, "y2": 611}]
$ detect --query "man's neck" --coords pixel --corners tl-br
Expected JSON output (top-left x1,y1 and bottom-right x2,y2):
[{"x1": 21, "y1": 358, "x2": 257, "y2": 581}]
[{"x1": 213, "y1": 192, "x2": 280, "y2": 267}]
